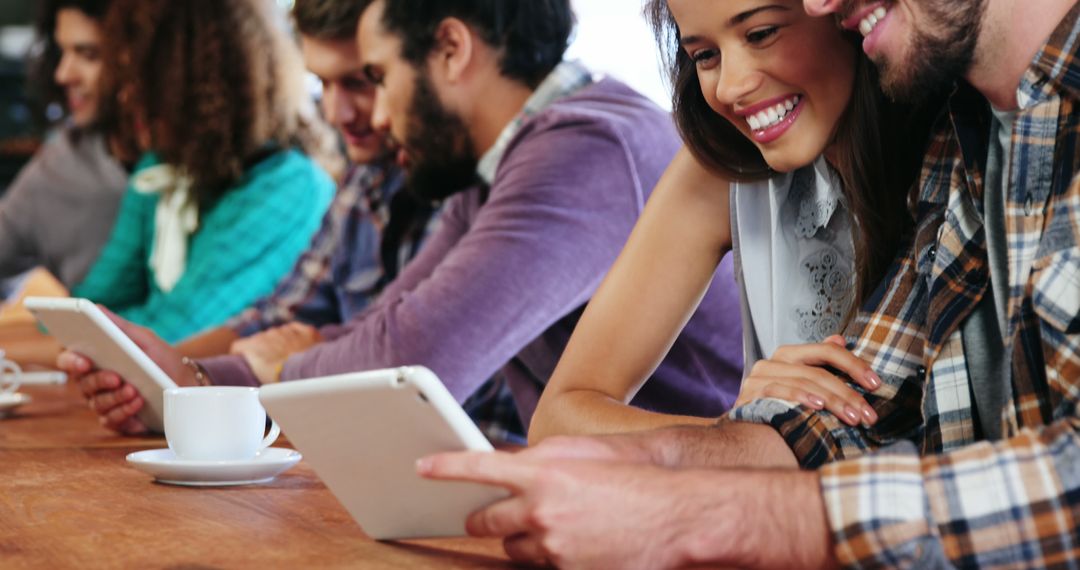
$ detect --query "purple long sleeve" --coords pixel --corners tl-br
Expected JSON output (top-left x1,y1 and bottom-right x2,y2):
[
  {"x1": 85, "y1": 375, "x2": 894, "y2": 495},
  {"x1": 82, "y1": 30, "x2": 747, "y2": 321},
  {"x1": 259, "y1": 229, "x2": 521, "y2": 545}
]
[{"x1": 202, "y1": 80, "x2": 744, "y2": 423}]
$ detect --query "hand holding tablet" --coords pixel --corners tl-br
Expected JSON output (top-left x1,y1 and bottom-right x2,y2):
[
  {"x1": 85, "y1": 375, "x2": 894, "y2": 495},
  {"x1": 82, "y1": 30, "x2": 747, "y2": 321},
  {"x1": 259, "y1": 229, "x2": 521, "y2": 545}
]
[{"x1": 27, "y1": 297, "x2": 179, "y2": 432}]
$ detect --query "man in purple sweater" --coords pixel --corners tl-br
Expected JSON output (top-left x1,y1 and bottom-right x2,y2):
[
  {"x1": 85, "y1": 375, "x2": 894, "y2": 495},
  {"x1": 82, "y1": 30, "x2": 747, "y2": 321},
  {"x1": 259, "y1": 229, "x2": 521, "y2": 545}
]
[{"x1": 62, "y1": 0, "x2": 743, "y2": 435}]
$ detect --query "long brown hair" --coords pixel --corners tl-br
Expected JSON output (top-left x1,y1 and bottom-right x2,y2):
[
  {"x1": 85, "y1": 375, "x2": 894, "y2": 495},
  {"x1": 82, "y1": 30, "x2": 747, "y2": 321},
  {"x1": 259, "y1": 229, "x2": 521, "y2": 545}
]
[
  {"x1": 98, "y1": 0, "x2": 342, "y2": 209},
  {"x1": 28, "y1": 0, "x2": 113, "y2": 129},
  {"x1": 646, "y1": 0, "x2": 937, "y2": 309}
]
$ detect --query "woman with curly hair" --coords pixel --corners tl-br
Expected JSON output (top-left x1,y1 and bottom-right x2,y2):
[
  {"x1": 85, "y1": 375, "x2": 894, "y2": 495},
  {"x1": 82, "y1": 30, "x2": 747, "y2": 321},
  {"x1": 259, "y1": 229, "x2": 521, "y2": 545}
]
[{"x1": 73, "y1": 0, "x2": 338, "y2": 342}]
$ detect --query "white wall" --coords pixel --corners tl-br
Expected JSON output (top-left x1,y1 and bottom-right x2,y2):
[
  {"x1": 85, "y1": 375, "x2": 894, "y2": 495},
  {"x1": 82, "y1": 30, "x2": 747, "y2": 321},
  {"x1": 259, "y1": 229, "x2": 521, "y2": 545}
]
[
  {"x1": 290, "y1": 0, "x2": 674, "y2": 111},
  {"x1": 566, "y1": 0, "x2": 671, "y2": 109}
]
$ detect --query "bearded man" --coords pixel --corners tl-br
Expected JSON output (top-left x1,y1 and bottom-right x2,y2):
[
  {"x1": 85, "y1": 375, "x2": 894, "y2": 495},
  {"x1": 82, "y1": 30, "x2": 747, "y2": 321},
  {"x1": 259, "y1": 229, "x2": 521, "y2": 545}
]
[{"x1": 418, "y1": 0, "x2": 1080, "y2": 568}]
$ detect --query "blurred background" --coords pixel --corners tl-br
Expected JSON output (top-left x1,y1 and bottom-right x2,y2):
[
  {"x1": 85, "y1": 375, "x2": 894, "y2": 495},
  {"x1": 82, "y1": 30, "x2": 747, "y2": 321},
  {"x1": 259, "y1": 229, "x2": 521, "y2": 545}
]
[
  {"x1": 0, "y1": 0, "x2": 670, "y2": 189},
  {"x1": 0, "y1": 0, "x2": 38, "y2": 188}
]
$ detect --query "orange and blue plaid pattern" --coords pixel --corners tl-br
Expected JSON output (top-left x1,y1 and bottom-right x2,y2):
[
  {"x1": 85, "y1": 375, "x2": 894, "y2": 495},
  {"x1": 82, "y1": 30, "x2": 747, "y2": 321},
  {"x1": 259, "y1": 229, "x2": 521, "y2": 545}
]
[{"x1": 731, "y1": 7, "x2": 1080, "y2": 567}]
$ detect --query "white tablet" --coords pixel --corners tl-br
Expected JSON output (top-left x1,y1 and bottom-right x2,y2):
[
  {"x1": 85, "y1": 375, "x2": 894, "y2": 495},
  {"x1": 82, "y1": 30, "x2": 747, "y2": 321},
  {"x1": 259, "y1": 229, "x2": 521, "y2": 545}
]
[
  {"x1": 24, "y1": 297, "x2": 177, "y2": 432},
  {"x1": 258, "y1": 366, "x2": 508, "y2": 540}
]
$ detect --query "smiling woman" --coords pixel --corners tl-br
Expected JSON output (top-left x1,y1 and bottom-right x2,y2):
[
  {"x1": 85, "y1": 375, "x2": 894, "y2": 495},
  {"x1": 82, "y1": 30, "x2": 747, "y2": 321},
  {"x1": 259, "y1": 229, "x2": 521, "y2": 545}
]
[
  {"x1": 26, "y1": 0, "x2": 113, "y2": 129},
  {"x1": 0, "y1": 0, "x2": 132, "y2": 299},
  {"x1": 528, "y1": 0, "x2": 941, "y2": 441},
  {"x1": 674, "y1": 0, "x2": 855, "y2": 172}
]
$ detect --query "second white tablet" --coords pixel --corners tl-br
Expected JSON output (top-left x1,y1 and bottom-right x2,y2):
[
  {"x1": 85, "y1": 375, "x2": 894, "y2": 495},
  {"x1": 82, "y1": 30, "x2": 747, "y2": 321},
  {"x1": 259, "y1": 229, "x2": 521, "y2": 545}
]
[{"x1": 259, "y1": 366, "x2": 509, "y2": 539}]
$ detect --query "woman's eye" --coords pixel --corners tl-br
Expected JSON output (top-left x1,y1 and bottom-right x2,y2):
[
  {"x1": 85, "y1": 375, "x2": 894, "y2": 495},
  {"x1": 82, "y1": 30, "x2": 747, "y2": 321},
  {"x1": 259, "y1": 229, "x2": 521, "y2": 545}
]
[
  {"x1": 746, "y1": 26, "x2": 779, "y2": 44},
  {"x1": 691, "y1": 49, "x2": 720, "y2": 69}
]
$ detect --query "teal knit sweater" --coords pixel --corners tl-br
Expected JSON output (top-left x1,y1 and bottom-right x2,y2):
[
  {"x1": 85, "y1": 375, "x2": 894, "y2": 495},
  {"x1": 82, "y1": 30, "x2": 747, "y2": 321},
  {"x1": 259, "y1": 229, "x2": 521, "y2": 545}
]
[{"x1": 74, "y1": 149, "x2": 334, "y2": 342}]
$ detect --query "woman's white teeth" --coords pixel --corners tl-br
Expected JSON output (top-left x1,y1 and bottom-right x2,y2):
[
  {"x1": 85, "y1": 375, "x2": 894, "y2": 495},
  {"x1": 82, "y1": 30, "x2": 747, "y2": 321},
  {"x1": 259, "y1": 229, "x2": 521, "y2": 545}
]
[
  {"x1": 748, "y1": 95, "x2": 800, "y2": 132},
  {"x1": 859, "y1": 7, "x2": 888, "y2": 37}
]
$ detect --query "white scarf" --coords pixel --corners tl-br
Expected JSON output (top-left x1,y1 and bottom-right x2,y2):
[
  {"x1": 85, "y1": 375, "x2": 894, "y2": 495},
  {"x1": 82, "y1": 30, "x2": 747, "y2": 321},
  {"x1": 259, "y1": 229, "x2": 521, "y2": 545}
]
[{"x1": 130, "y1": 164, "x2": 199, "y2": 292}]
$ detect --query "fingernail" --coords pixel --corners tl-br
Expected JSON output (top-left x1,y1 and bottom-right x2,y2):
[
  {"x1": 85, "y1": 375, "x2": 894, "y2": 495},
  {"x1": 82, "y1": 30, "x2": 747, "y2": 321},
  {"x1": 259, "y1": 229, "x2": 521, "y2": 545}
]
[
  {"x1": 415, "y1": 457, "x2": 432, "y2": 474},
  {"x1": 843, "y1": 406, "x2": 860, "y2": 425},
  {"x1": 864, "y1": 372, "x2": 882, "y2": 389},
  {"x1": 805, "y1": 394, "x2": 826, "y2": 409},
  {"x1": 862, "y1": 406, "x2": 877, "y2": 424}
]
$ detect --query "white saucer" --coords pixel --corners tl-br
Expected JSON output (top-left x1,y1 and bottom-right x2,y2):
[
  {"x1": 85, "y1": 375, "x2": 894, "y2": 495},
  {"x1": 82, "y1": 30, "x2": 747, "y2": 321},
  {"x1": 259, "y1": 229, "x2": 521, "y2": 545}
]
[
  {"x1": 126, "y1": 447, "x2": 302, "y2": 486},
  {"x1": 0, "y1": 392, "x2": 31, "y2": 417}
]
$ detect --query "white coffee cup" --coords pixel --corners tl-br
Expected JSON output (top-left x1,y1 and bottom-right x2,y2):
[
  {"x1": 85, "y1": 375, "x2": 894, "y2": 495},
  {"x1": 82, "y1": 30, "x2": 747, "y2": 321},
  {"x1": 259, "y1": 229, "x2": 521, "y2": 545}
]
[
  {"x1": 164, "y1": 386, "x2": 280, "y2": 461},
  {"x1": 0, "y1": 349, "x2": 22, "y2": 397}
]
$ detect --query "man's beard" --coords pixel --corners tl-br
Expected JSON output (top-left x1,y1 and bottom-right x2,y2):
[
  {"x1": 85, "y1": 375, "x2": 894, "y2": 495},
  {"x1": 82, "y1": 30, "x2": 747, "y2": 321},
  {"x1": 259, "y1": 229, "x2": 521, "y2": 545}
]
[
  {"x1": 400, "y1": 71, "x2": 480, "y2": 203},
  {"x1": 839, "y1": 0, "x2": 986, "y2": 103}
]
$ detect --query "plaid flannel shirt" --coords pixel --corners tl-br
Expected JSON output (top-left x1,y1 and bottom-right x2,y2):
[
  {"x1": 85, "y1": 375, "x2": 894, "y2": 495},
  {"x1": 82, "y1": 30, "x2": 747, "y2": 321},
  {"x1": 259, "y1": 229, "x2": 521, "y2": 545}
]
[
  {"x1": 224, "y1": 162, "x2": 408, "y2": 336},
  {"x1": 730, "y1": 7, "x2": 1080, "y2": 568}
]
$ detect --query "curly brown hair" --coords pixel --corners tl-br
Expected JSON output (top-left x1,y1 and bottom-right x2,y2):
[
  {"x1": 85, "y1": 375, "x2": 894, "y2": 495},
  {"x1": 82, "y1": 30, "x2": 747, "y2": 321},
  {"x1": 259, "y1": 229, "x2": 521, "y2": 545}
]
[{"x1": 99, "y1": 0, "x2": 342, "y2": 209}]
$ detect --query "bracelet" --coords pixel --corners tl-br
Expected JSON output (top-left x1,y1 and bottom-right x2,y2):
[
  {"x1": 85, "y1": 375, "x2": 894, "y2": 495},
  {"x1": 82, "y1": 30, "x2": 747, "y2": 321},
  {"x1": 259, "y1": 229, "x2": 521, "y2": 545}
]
[{"x1": 180, "y1": 356, "x2": 212, "y2": 387}]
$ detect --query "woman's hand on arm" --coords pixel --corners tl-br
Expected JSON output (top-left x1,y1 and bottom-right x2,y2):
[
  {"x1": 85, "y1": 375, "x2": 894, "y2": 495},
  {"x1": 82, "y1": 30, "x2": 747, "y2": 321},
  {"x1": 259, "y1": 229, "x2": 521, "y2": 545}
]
[
  {"x1": 529, "y1": 147, "x2": 734, "y2": 443},
  {"x1": 735, "y1": 335, "x2": 883, "y2": 427}
]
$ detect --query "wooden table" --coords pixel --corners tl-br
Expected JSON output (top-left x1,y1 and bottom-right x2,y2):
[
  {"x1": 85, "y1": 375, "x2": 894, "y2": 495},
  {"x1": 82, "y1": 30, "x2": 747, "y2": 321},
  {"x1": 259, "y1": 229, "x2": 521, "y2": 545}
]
[
  {"x1": 0, "y1": 268, "x2": 70, "y2": 367},
  {"x1": 0, "y1": 383, "x2": 514, "y2": 569}
]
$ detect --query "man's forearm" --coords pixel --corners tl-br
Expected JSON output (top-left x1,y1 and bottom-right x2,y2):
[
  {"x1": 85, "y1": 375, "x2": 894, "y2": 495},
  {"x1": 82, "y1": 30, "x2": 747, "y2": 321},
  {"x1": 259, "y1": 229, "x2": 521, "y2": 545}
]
[
  {"x1": 675, "y1": 469, "x2": 837, "y2": 569},
  {"x1": 642, "y1": 422, "x2": 798, "y2": 469},
  {"x1": 176, "y1": 326, "x2": 239, "y2": 359}
]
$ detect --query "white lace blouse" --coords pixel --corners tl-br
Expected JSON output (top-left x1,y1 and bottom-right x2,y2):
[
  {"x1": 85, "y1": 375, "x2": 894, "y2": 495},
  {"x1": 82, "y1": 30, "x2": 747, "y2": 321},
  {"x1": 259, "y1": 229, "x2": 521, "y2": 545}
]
[{"x1": 730, "y1": 156, "x2": 855, "y2": 368}]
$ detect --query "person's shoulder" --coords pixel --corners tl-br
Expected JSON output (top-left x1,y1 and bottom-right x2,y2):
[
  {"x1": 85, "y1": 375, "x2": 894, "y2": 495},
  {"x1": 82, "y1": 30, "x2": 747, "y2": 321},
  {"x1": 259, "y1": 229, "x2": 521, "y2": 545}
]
[
  {"x1": 503, "y1": 78, "x2": 679, "y2": 170},
  {"x1": 242, "y1": 148, "x2": 335, "y2": 193},
  {"x1": 11, "y1": 127, "x2": 127, "y2": 202},
  {"x1": 527, "y1": 78, "x2": 675, "y2": 137},
  {"x1": 35, "y1": 127, "x2": 121, "y2": 174}
]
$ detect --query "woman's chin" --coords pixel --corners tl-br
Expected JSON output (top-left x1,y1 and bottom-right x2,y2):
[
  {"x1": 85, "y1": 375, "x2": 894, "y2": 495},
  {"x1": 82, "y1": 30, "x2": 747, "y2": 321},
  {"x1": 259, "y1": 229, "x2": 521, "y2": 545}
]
[{"x1": 762, "y1": 149, "x2": 818, "y2": 174}]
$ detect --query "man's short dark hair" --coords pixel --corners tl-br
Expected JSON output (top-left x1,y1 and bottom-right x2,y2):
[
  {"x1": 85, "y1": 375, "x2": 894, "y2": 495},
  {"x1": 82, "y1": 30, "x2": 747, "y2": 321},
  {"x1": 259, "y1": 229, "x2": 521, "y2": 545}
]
[
  {"x1": 380, "y1": 0, "x2": 574, "y2": 89},
  {"x1": 292, "y1": 0, "x2": 373, "y2": 40}
]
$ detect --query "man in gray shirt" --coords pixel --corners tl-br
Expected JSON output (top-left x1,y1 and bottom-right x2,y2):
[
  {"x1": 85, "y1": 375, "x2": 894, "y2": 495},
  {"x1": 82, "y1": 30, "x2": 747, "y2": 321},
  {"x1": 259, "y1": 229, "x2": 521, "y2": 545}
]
[{"x1": 0, "y1": 0, "x2": 126, "y2": 289}]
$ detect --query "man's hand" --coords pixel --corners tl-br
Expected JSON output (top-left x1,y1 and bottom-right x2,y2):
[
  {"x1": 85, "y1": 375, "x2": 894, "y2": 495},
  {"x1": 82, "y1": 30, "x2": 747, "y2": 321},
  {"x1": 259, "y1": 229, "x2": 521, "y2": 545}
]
[
  {"x1": 418, "y1": 451, "x2": 700, "y2": 568},
  {"x1": 56, "y1": 308, "x2": 195, "y2": 435},
  {"x1": 417, "y1": 451, "x2": 838, "y2": 569},
  {"x1": 229, "y1": 323, "x2": 321, "y2": 384}
]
